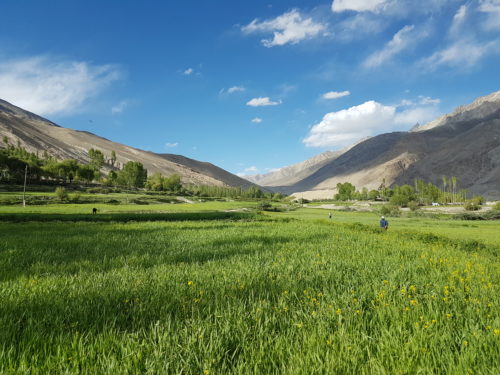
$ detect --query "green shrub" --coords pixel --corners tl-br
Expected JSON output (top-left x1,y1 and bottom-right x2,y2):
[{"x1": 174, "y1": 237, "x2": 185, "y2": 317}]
[
  {"x1": 407, "y1": 201, "x2": 420, "y2": 211},
  {"x1": 258, "y1": 201, "x2": 273, "y2": 211},
  {"x1": 380, "y1": 204, "x2": 401, "y2": 216},
  {"x1": 86, "y1": 187, "x2": 111, "y2": 194},
  {"x1": 464, "y1": 200, "x2": 480, "y2": 211},
  {"x1": 71, "y1": 193, "x2": 81, "y2": 202},
  {"x1": 493, "y1": 201, "x2": 500, "y2": 210},
  {"x1": 55, "y1": 187, "x2": 68, "y2": 201}
]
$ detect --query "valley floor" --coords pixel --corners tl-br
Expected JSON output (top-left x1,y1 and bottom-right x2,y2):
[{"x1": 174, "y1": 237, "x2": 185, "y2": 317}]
[{"x1": 0, "y1": 199, "x2": 499, "y2": 374}]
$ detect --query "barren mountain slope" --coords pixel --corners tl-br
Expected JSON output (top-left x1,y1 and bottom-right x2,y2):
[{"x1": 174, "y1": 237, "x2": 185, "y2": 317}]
[
  {"x1": 244, "y1": 151, "x2": 342, "y2": 187},
  {"x1": 0, "y1": 99, "x2": 256, "y2": 188},
  {"x1": 283, "y1": 91, "x2": 500, "y2": 199},
  {"x1": 244, "y1": 141, "x2": 366, "y2": 187}
]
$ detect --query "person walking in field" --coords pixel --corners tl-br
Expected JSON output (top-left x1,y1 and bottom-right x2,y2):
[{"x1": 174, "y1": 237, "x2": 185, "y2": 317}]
[{"x1": 380, "y1": 216, "x2": 389, "y2": 230}]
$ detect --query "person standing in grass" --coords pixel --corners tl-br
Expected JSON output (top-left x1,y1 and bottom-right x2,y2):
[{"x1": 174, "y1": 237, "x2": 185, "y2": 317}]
[{"x1": 380, "y1": 216, "x2": 389, "y2": 230}]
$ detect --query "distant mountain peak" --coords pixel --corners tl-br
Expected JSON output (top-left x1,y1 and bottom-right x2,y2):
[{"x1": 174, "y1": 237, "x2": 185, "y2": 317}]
[{"x1": 411, "y1": 90, "x2": 500, "y2": 133}]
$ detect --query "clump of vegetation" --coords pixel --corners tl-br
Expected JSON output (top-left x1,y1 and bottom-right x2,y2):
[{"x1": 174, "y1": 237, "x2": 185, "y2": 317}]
[
  {"x1": 71, "y1": 192, "x2": 81, "y2": 202},
  {"x1": 407, "y1": 200, "x2": 420, "y2": 211},
  {"x1": 464, "y1": 196, "x2": 484, "y2": 211},
  {"x1": 54, "y1": 186, "x2": 68, "y2": 201},
  {"x1": 379, "y1": 204, "x2": 401, "y2": 216},
  {"x1": 333, "y1": 176, "x2": 470, "y2": 206}
]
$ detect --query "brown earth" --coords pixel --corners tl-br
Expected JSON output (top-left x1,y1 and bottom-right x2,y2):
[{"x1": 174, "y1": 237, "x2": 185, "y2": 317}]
[{"x1": 0, "y1": 99, "x2": 257, "y2": 188}]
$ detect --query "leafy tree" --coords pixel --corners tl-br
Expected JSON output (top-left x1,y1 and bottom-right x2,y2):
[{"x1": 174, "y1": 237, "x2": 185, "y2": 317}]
[
  {"x1": 88, "y1": 148, "x2": 105, "y2": 171},
  {"x1": 57, "y1": 159, "x2": 79, "y2": 183},
  {"x1": 110, "y1": 150, "x2": 117, "y2": 167},
  {"x1": 163, "y1": 174, "x2": 182, "y2": 192},
  {"x1": 368, "y1": 190, "x2": 379, "y2": 200},
  {"x1": 334, "y1": 182, "x2": 356, "y2": 201},
  {"x1": 77, "y1": 164, "x2": 95, "y2": 183},
  {"x1": 117, "y1": 161, "x2": 147, "y2": 188},
  {"x1": 390, "y1": 185, "x2": 416, "y2": 207}
]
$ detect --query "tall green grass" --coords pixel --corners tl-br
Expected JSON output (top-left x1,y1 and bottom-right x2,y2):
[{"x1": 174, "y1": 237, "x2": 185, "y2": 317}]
[{"x1": 0, "y1": 218, "x2": 498, "y2": 374}]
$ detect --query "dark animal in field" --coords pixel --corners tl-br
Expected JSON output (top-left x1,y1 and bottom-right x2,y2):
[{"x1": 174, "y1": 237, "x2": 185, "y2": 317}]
[{"x1": 92, "y1": 208, "x2": 97, "y2": 214}]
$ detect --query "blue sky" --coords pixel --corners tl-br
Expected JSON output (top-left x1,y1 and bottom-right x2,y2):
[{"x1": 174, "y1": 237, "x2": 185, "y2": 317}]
[{"x1": 0, "y1": 0, "x2": 499, "y2": 176}]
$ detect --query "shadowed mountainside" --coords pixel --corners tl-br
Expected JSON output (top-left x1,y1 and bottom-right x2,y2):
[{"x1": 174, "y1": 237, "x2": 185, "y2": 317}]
[{"x1": 260, "y1": 91, "x2": 500, "y2": 199}]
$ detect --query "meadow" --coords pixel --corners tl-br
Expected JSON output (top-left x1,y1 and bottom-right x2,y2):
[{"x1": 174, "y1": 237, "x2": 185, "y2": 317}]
[{"x1": 0, "y1": 199, "x2": 499, "y2": 374}]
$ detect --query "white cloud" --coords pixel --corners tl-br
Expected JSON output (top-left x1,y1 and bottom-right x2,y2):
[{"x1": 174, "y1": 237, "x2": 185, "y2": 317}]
[
  {"x1": 220, "y1": 86, "x2": 246, "y2": 95},
  {"x1": 242, "y1": 10, "x2": 327, "y2": 47},
  {"x1": 450, "y1": 4, "x2": 468, "y2": 35},
  {"x1": 479, "y1": 0, "x2": 500, "y2": 31},
  {"x1": 322, "y1": 90, "x2": 351, "y2": 99},
  {"x1": 245, "y1": 166, "x2": 259, "y2": 173},
  {"x1": 165, "y1": 142, "x2": 178, "y2": 148},
  {"x1": 266, "y1": 167, "x2": 282, "y2": 173},
  {"x1": 251, "y1": 117, "x2": 263, "y2": 123},
  {"x1": 418, "y1": 96, "x2": 441, "y2": 105},
  {"x1": 303, "y1": 99, "x2": 440, "y2": 148},
  {"x1": 420, "y1": 39, "x2": 498, "y2": 69},
  {"x1": 398, "y1": 96, "x2": 441, "y2": 107},
  {"x1": 183, "y1": 68, "x2": 194, "y2": 75},
  {"x1": 246, "y1": 97, "x2": 281, "y2": 107},
  {"x1": 332, "y1": 0, "x2": 388, "y2": 13},
  {"x1": 228, "y1": 86, "x2": 245, "y2": 94},
  {"x1": 0, "y1": 55, "x2": 121, "y2": 116},
  {"x1": 335, "y1": 13, "x2": 385, "y2": 41},
  {"x1": 394, "y1": 106, "x2": 440, "y2": 125},
  {"x1": 111, "y1": 100, "x2": 128, "y2": 114},
  {"x1": 363, "y1": 25, "x2": 419, "y2": 68}
]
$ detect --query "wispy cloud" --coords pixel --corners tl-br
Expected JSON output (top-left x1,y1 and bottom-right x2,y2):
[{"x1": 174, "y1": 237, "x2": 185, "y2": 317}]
[
  {"x1": 420, "y1": 38, "x2": 498, "y2": 70},
  {"x1": 246, "y1": 97, "x2": 281, "y2": 107},
  {"x1": 478, "y1": 0, "x2": 500, "y2": 31},
  {"x1": 165, "y1": 142, "x2": 178, "y2": 148},
  {"x1": 111, "y1": 100, "x2": 129, "y2": 114},
  {"x1": 220, "y1": 86, "x2": 246, "y2": 95},
  {"x1": 0, "y1": 55, "x2": 121, "y2": 116},
  {"x1": 251, "y1": 117, "x2": 263, "y2": 123},
  {"x1": 363, "y1": 25, "x2": 422, "y2": 68},
  {"x1": 450, "y1": 4, "x2": 468, "y2": 36},
  {"x1": 228, "y1": 86, "x2": 245, "y2": 94},
  {"x1": 322, "y1": 90, "x2": 350, "y2": 99},
  {"x1": 332, "y1": 0, "x2": 388, "y2": 13},
  {"x1": 236, "y1": 165, "x2": 260, "y2": 177},
  {"x1": 183, "y1": 68, "x2": 194, "y2": 75},
  {"x1": 242, "y1": 9, "x2": 327, "y2": 47}
]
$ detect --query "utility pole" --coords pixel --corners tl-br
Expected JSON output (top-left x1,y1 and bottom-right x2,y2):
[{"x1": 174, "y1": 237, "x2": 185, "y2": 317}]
[{"x1": 22, "y1": 164, "x2": 27, "y2": 207}]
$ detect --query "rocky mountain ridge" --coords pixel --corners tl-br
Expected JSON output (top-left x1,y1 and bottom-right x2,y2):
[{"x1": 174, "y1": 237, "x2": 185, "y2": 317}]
[
  {"x1": 0, "y1": 99, "x2": 256, "y2": 188},
  {"x1": 252, "y1": 91, "x2": 500, "y2": 199}
]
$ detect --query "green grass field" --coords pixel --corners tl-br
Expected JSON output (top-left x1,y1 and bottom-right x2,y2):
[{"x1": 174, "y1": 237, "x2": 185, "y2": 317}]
[{"x1": 0, "y1": 200, "x2": 499, "y2": 374}]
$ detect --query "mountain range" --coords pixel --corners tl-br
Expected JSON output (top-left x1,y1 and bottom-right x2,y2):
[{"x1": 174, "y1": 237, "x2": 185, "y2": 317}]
[
  {"x1": 245, "y1": 91, "x2": 500, "y2": 200},
  {"x1": 0, "y1": 99, "x2": 256, "y2": 189},
  {"x1": 1, "y1": 91, "x2": 499, "y2": 199}
]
